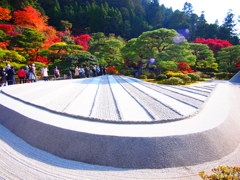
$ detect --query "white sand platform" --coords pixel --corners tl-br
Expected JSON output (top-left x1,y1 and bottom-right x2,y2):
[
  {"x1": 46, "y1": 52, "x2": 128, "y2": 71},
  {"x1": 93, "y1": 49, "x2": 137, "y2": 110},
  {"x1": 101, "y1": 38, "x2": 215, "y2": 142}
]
[{"x1": 0, "y1": 75, "x2": 240, "y2": 175}]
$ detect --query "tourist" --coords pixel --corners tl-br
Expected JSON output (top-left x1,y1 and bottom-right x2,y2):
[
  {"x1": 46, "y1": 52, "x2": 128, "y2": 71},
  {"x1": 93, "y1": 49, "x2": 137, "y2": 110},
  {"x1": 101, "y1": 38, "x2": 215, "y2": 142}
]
[
  {"x1": 5, "y1": 64, "x2": 11, "y2": 85},
  {"x1": 103, "y1": 66, "x2": 107, "y2": 75},
  {"x1": 67, "y1": 69, "x2": 72, "y2": 79},
  {"x1": 84, "y1": 66, "x2": 90, "y2": 78},
  {"x1": 41, "y1": 66, "x2": 48, "y2": 81},
  {"x1": 74, "y1": 66, "x2": 79, "y2": 78},
  {"x1": 7, "y1": 66, "x2": 15, "y2": 85},
  {"x1": 0, "y1": 67, "x2": 7, "y2": 87},
  {"x1": 92, "y1": 65, "x2": 97, "y2": 77},
  {"x1": 99, "y1": 66, "x2": 103, "y2": 75},
  {"x1": 28, "y1": 64, "x2": 36, "y2": 83},
  {"x1": 32, "y1": 64, "x2": 36, "y2": 73},
  {"x1": 79, "y1": 66, "x2": 85, "y2": 78},
  {"x1": 25, "y1": 66, "x2": 29, "y2": 83},
  {"x1": 96, "y1": 65, "x2": 100, "y2": 76},
  {"x1": 54, "y1": 66, "x2": 60, "y2": 80},
  {"x1": 17, "y1": 67, "x2": 26, "y2": 84}
]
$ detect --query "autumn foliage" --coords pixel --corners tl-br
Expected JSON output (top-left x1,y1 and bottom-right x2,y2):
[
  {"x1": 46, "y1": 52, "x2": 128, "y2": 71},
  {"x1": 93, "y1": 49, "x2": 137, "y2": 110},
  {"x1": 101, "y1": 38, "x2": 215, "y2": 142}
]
[
  {"x1": 0, "y1": 7, "x2": 12, "y2": 21},
  {"x1": 0, "y1": 24, "x2": 16, "y2": 34},
  {"x1": 193, "y1": 38, "x2": 232, "y2": 54},
  {"x1": 106, "y1": 66, "x2": 118, "y2": 75},
  {"x1": 177, "y1": 62, "x2": 194, "y2": 73},
  {"x1": 236, "y1": 59, "x2": 240, "y2": 69},
  {"x1": 13, "y1": 6, "x2": 56, "y2": 39},
  {"x1": 72, "y1": 34, "x2": 91, "y2": 51},
  {"x1": 0, "y1": 5, "x2": 93, "y2": 67},
  {"x1": 0, "y1": 42, "x2": 8, "y2": 49},
  {"x1": 13, "y1": 6, "x2": 48, "y2": 31}
]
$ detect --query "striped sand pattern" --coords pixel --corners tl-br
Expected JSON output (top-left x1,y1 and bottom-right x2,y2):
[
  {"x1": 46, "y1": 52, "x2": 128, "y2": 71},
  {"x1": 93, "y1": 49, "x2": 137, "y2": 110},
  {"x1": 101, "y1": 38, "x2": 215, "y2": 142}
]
[{"x1": 2, "y1": 75, "x2": 215, "y2": 123}]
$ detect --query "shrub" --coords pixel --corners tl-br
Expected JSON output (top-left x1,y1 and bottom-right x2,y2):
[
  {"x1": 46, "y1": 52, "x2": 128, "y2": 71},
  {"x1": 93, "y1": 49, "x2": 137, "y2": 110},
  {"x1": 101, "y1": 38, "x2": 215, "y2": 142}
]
[
  {"x1": 163, "y1": 77, "x2": 184, "y2": 85},
  {"x1": 142, "y1": 70, "x2": 150, "y2": 76},
  {"x1": 174, "y1": 74, "x2": 191, "y2": 83},
  {"x1": 215, "y1": 72, "x2": 234, "y2": 80},
  {"x1": 164, "y1": 71, "x2": 183, "y2": 78},
  {"x1": 187, "y1": 73, "x2": 200, "y2": 81},
  {"x1": 106, "y1": 66, "x2": 119, "y2": 75},
  {"x1": 156, "y1": 74, "x2": 168, "y2": 81},
  {"x1": 139, "y1": 75, "x2": 147, "y2": 79},
  {"x1": 199, "y1": 166, "x2": 240, "y2": 179},
  {"x1": 148, "y1": 73, "x2": 156, "y2": 79}
]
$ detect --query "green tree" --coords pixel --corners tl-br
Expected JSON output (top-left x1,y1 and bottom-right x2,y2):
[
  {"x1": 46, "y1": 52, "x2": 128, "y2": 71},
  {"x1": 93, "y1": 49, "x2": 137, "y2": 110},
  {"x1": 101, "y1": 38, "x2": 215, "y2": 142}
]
[
  {"x1": 182, "y1": 2, "x2": 193, "y2": 15},
  {"x1": 146, "y1": 0, "x2": 163, "y2": 26},
  {"x1": 0, "y1": 48, "x2": 26, "y2": 68},
  {"x1": 48, "y1": 42, "x2": 84, "y2": 62},
  {"x1": 189, "y1": 43, "x2": 218, "y2": 72},
  {"x1": 7, "y1": 27, "x2": 46, "y2": 60},
  {"x1": 122, "y1": 28, "x2": 179, "y2": 74},
  {"x1": 217, "y1": 45, "x2": 240, "y2": 72},
  {"x1": 0, "y1": 30, "x2": 7, "y2": 42},
  {"x1": 66, "y1": 52, "x2": 98, "y2": 66},
  {"x1": 219, "y1": 10, "x2": 239, "y2": 45},
  {"x1": 167, "y1": 10, "x2": 189, "y2": 30},
  {"x1": 89, "y1": 33, "x2": 125, "y2": 66},
  {"x1": 50, "y1": 52, "x2": 98, "y2": 74},
  {"x1": 157, "y1": 41, "x2": 196, "y2": 73},
  {"x1": 49, "y1": 42, "x2": 83, "y2": 53},
  {"x1": 61, "y1": 20, "x2": 72, "y2": 31}
]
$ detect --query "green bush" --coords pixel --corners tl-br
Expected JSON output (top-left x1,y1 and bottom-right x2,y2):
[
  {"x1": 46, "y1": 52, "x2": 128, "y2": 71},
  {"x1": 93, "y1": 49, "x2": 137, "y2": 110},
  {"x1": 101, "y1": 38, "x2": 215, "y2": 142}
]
[
  {"x1": 139, "y1": 75, "x2": 148, "y2": 79},
  {"x1": 215, "y1": 72, "x2": 235, "y2": 80},
  {"x1": 164, "y1": 71, "x2": 183, "y2": 78},
  {"x1": 188, "y1": 73, "x2": 200, "y2": 81},
  {"x1": 199, "y1": 166, "x2": 240, "y2": 179},
  {"x1": 163, "y1": 77, "x2": 184, "y2": 85},
  {"x1": 148, "y1": 73, "x2": 156, "y2": 79},
  {"x1": 156, "y1": 74, "x2": 168, "y2": 81},
  {"x1": 174, "y1": 74, "x2": 191, "y2": 83}
]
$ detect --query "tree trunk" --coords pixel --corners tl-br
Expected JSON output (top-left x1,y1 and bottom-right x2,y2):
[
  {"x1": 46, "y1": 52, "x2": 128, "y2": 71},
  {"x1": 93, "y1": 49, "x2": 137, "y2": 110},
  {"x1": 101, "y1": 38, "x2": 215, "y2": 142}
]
[{"x1": 138, "y1": 60, "x2": 143, "y2": 75}]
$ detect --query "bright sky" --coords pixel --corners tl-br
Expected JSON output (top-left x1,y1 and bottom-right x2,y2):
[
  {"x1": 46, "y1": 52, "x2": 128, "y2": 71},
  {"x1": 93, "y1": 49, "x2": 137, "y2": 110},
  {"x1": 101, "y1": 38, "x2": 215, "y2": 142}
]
[{"x1": 160, "y1": 0, "x2": 240, "y2": 35}]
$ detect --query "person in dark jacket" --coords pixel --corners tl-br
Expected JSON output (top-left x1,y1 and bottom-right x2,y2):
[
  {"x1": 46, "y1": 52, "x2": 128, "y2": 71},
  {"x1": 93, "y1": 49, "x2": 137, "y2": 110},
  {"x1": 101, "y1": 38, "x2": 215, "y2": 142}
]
[
  {"x1": 0, "y1": 68, "x2": 7, "y2": 87},
  {"x1": 6, "y1": 66, "x2": 15, "y2": 85},
  {"x1": 84, "y1": 66, "x2": 90, "y2": 78},
  {"x1": 67, "y1": 69, "x2": 72, "y2": 79}
]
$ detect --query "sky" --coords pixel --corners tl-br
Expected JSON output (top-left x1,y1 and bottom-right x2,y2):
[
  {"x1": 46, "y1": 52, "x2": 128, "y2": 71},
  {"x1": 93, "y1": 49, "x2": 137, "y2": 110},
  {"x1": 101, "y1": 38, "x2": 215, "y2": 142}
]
[{"x1": 160, "y1": 0, "x2": 240, "y2": 34}]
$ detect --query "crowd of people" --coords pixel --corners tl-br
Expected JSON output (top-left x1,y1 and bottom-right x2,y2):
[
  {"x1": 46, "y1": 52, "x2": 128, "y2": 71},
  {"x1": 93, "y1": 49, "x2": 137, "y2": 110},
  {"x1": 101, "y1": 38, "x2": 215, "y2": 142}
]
[
  {"x1": 0, "y1": 64, "x2": 108, "y2": 87},
  {"x1": 73, "y1": 65, "x2": 107, "y2": 79},
  {"x1": 0, "y1": 64, "x2": 37, "y2": 87}
]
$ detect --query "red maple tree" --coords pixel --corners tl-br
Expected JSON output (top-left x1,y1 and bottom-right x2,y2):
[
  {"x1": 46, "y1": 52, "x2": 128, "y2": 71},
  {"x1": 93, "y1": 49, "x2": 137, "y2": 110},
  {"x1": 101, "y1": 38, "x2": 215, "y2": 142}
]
[
  {"x1": 236, "y1": 59, "x2": 240, "y2": 69},
  {"x1": 13, "y1": 6, "x2": 48, "y2": 32},
  {"x1": 72, "y1": 34, "x2": 91, "y2": 51},
  {"x1": 0, "y1": 7, "x2": 12, "y2": 21},
  {"x1": 43, "y1": 35, "x2": 61, "y2": 49},
  {"x1": 193, "y1": 38, "x2": 232, "y2": 54},
  {"x1": 177, "y1": 62, "x2": 194, "y2": 74},
  {"x1": 106, "y1": 66, "x2": 118, "y2": 75},
  {"x1": 0, "y1": 42, "x2": 8, "y2": 49},
  {"x1": 0, "y1": 24, "x2": 16, "y2": 33}
]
